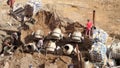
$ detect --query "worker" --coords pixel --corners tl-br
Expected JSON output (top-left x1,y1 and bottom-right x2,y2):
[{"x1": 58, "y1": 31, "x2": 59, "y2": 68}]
[
  {"x1": 7, "y1": 0, "x2": 15, "y2": 9},
  {"x1": 33, "y1": 30, "x2": 44, "y2": 52},
  {"x1": 1, "y1": 31, "x2": 22, "y2": 56},
  {"x1": 1, "y1": 37, "x2": 13, "y2": 57},
  {"x1": 86, "y1": 19, "x2": 93, "y2": 38},
  {"x1": 11, "y1": 32, "x2": 23, "y2": 48}
]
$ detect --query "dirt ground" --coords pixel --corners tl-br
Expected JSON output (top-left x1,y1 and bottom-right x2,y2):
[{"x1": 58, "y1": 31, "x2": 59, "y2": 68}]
[{"x1": 0, "y1": 0, "x2": 120, "y2": 68}]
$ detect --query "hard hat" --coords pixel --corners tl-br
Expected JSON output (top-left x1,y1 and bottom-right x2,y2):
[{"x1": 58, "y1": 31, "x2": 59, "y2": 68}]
[{"x1": 26, "y1": 1, "x2": 34, "y2": 7}]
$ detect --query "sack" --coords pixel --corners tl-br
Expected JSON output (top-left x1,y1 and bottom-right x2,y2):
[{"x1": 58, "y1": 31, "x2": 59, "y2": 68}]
[{"x1": 90, "y1": 42, "x2": 107, "y2": 62}]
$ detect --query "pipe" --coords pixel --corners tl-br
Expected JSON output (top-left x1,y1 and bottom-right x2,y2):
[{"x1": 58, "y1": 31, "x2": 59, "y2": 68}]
[
  {"x1": 76, "y1": 44, "x2": 82, "y2": 68},
  {"x1": 63, "y1": 44, "x2": 74, "y2": 55},
  {"x1": 93, "y1": 10, "x2": 95, "y2": 27}
]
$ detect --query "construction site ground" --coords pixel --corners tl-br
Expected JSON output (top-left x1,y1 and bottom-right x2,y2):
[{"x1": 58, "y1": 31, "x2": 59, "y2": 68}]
[{"x1": 0, "y1": 0, "x2": 120, "y2": 68}]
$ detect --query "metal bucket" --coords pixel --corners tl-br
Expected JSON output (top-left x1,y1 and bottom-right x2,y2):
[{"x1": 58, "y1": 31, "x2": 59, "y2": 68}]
[
  {"x1": 63, "y1": 44, "x2": 74, "y2": 55},
  {"x1": 24, "y1": 43, "x2": 36, "y2": 52},
  {"x1": 51, "y1": 28, "x2": 62, "y2": 39},
  {"x1": 34, "y1": 30, "x2": 44, "y2": 38},
  {"x1": 46, "y1": 41, "x2": 56, "y2": 52},
  {"x1": 71, "y1": 31, "x2": 82, "y2": 42}
]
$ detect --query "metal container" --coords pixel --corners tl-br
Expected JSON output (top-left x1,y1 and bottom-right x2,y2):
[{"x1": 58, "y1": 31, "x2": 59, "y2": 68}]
[
  {"x1": 34, "y1": 30, "x2": 44, "y2": 38},
  {"x1": 63, "y1": 44, "x2": 74, "y2": 55},
  {"x1": 24, "y1": 42, "x2": 36, "y2": 52},
  {"x1": 71, "y1": 31, "x2": 82, "y2": 42},
  {"x1": 51, "y1": 28, "x2": 62, "y2": 39},
  {"x1": 46, "y1": 41, "x2": 56, "y2": 52}
]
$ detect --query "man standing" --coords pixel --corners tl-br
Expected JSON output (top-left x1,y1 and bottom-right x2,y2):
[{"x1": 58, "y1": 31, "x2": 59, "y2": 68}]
[
  {"x1": 7, "y1": 0, "x2": 15, "y2": 9},
  {"x1": 86, "y1": 19, "x2": 93, "y2": 38}
]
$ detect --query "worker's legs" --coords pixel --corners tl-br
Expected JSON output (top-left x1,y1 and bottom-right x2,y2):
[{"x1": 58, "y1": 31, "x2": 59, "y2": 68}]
[
  {"x1": 88, "y1": 29, "x2": 91, "y2": 38},
  {"x1": 86, "y1": 29, "x2": 91, "y2": 38},
  {"x1": 85, "y1": 29, "x2": 89, "y2": 36}
]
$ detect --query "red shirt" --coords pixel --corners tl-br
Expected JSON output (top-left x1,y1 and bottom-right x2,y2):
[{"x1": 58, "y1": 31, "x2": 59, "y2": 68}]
[
  {"x1": 8, "y1": 0, "x2": 15, "y2": 8},
  {"x1": 86, "y1": 21, "x2": 93, "y2": 30}
]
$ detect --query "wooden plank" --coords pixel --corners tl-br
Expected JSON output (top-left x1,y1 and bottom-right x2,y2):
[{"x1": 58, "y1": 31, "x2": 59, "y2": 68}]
[{"x1": 93, "y1": 10, "x2": 95, "y2": 27}]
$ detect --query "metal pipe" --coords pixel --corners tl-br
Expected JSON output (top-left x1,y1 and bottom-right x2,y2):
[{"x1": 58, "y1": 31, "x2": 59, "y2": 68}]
[
  {"x1": 93, "y1": 10, "x2": 95, "y2": 27},
  {"x1": 76, "y1": 44, "x2": 82, "y2": 68}
]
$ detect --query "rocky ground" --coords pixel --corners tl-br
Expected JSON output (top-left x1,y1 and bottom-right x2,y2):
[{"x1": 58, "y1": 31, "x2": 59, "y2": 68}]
[{"x1": 0, "y1": 0, "x2": 120, "y2": 68}]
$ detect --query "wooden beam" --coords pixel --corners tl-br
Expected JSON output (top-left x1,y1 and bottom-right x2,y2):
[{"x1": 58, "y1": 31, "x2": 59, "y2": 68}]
[
  {"x1": 76, "y1": 44, "x2": 82, "y2": 68},
  {"x1": 93, "y1": 10, "x2": 96, "y2": 27}
]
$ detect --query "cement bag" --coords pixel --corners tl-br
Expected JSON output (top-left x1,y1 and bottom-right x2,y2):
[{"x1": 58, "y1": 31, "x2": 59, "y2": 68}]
[
  {"x1": 93, "y1": 29, "x2": 108, "y2": 44},
  {"x1": 90, "y1": 42, "x2": 107, "y2": 62},
  {"x1": 111, "y1": 42, "x2": 120, "y2": 59},
  {"x1": 51, "y1": 28, "x2": 62, "y2": 39},
  {"x1": 46, "y1": 41, "x2": 56, "y2": 52},
  {"x1": 63, "y1": 44, "x2": 74, "y2": 55},
  {"x1": 71, "y1": 31, "x2": 82, "y2": 42}
]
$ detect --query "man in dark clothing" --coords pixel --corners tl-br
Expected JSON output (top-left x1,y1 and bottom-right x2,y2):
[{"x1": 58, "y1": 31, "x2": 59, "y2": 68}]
[
  {"x1": 1, "y1": 31, "x2": 23, "y2": 56},
  {"x1": 11, "y1": 32, "x2": 22, "y2": 47}
]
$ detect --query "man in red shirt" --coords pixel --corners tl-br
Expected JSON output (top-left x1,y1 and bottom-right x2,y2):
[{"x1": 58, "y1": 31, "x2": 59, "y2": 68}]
[
  {"x1": 86, "y1": 19, "x2": 93, "y2": 38},
  {"x1": 7, "y1": 0, "x2": 15, "y2": 9}
]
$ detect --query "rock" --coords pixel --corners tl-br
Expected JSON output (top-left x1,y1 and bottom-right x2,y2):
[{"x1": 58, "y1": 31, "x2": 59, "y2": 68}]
[
  {"x1": 4, "y1": 62, "x2": 9, "y2": 68},
  {"x1": 20, "y1": 54, "x2": 33, "y2": 68},
  {"x1": 25, "y1": 23, "x2": 33, "y2": 29},
  {"x1": 0, "y1": 30, "x2": 7, "y2": 36},
  {"x1": 59, "y1": 56, "x2": 72, "y2": 64},
  {"x1": 44, "y1": 63, "x2": 58, "y2": 68},
  {"x1": 0, "y1": 43, "x2": 3, "y2": 53}
]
